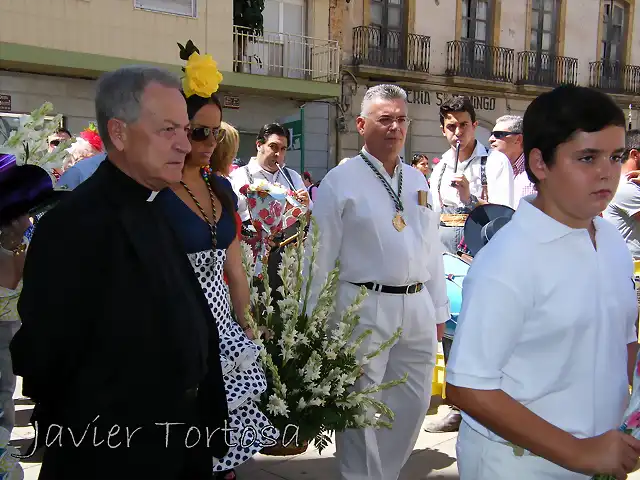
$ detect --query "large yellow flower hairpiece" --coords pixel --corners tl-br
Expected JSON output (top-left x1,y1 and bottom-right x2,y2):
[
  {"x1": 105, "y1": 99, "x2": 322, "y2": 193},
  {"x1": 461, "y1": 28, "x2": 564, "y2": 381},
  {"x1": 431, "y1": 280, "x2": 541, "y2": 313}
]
[{"x1": 178, "y1": 40, "x2": 223, "y2": 99}]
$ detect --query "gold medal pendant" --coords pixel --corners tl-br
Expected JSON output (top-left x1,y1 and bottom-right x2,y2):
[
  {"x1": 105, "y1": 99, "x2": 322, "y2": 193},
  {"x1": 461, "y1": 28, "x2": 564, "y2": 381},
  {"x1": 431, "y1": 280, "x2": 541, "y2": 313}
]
[{"x1": 392, "y1": 212, "x2": 406, "y2": 232}]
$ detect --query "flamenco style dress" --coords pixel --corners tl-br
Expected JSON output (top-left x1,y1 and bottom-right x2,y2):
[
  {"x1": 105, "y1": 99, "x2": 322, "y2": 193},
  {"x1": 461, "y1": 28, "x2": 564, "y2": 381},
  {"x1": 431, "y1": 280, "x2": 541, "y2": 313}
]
[{"x1": 157, "y1": 176, "x2": 277, "y2": 472}]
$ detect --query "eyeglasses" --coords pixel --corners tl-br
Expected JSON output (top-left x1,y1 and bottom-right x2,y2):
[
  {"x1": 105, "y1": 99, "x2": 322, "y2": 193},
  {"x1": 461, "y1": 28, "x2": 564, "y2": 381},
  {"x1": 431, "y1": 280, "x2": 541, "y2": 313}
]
[
  {"x1": 373, "y1": 116, "x2": 411, "y2": 128},
  {"x1": 189, "y1": 126, "x2": 226, "y2": 143},
  {"x1": 49, "y1": 139, "x2": 61, "y2": 147},
  {"x1": 491, "y1": 131, "x2": 521, "y2": 139}
]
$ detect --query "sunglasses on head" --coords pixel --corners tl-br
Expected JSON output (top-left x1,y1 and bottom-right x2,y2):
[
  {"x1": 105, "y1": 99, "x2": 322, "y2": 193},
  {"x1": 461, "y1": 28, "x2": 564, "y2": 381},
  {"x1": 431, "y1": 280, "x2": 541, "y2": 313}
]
[
  {"x1": 491, "y1": 131, "x2": 521, "y2": 139},
  {"x1": 189, "y1": 126, "x2": 226, "y2": 143}
]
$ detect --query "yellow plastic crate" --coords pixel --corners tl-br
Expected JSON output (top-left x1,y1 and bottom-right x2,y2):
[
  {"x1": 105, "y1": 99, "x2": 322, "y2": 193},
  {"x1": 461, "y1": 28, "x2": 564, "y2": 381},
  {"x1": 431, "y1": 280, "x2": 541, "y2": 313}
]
[{"x1": 431, "y1": 352, "x2": 447, "y2": 398}]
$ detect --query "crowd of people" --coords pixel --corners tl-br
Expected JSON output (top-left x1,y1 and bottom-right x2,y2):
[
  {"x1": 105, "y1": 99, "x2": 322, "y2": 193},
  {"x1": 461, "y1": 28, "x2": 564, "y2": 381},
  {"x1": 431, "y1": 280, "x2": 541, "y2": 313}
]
[{"x1": 1, "y1": 47, "x2": 640, "y2": 480}]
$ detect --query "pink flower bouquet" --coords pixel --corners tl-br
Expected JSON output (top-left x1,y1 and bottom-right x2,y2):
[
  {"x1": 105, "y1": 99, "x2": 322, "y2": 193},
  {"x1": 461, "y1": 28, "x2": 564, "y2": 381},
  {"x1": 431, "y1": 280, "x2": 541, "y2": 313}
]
[{"x1": 239, "y1": 179, "x2": 306, "y2": 276}]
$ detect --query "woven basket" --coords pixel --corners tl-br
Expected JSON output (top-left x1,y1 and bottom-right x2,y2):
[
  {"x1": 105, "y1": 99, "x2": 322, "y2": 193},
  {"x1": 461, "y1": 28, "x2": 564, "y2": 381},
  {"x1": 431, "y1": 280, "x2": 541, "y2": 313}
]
[{"x1": 261, "y1": 440, "x2": 309, "y2": 456}]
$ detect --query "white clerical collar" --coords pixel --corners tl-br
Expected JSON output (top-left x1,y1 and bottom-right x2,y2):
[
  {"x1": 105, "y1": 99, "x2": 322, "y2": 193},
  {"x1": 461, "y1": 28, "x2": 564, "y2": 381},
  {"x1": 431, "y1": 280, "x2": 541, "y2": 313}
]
[{"x1": 147, "y1": 191, "x2": 159, "y2": 202}]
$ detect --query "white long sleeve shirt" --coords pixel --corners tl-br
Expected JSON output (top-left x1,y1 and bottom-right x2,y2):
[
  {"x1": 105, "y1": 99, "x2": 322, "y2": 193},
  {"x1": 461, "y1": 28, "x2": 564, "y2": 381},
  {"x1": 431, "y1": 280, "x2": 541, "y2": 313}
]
[
  {"x1": 447, "y1": 197, "x2": 637, "y2": 444},
  {"x1": 431, "y1": 142, "x2": 515, "y2": 213},
  {"x1": 229, "y1": 157, "x2": 311, "y2": 222},
  {"x1": 306, "y1": 149, "x2": 450, "y2": 324}
]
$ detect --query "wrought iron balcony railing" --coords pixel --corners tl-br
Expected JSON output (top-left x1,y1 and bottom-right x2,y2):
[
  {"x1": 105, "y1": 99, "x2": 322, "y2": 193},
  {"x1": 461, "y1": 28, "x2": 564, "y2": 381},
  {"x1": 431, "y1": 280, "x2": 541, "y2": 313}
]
[
  {"x1": 233, "y1": 26, "x2": 340, "y2": 83},
  {"x1": 516, "y1": 51, "x2": 578, "y2": 87},
  {"x1": 589, "y1": 61, "x2": 640, "y2": 95},
  {"x1": 446, "y1": 40, "x2": 514, "y2": 83},
  {"x1": 352, "y1": 26, "x2": 430, "y2": 73}
]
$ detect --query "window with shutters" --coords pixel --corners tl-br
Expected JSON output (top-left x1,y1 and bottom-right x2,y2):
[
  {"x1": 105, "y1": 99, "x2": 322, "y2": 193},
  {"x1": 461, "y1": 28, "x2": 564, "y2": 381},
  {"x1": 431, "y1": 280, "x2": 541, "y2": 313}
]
[
  {"x1": 530, "y1": 0, "x2": 559, "y2": 55},
  {"x1": 601, "y1": 0, "x2": 627, "y2": 64},
  {"x1": 368, "y1": 0, "x2": 407, "y2": 69},
  {"x1": 526, "y1": 0, "x2": 561, "y2": 85},
  {"x1": 134, "y1": 0, "x2": 197, "y2": 18},
  {"x1": 459, "y1": 0, "x2": 494, "y2": 76},
  {"x1": 594, "y1": 0, "x2": 629, "y2": 90}
]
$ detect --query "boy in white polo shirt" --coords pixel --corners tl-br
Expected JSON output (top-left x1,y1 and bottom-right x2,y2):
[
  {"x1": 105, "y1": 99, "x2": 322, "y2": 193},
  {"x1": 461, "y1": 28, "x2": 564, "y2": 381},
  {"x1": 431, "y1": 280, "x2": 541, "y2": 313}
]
[{"x1": 446, "y1": 84, "x2": 640, "y2": 479}]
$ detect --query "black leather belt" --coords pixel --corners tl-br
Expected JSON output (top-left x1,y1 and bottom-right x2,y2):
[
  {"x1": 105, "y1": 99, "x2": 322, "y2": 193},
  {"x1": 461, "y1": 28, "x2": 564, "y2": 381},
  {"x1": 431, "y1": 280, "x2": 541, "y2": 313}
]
[{"x1": 351, "y1": 282, "x2": 424, "y2": 295}]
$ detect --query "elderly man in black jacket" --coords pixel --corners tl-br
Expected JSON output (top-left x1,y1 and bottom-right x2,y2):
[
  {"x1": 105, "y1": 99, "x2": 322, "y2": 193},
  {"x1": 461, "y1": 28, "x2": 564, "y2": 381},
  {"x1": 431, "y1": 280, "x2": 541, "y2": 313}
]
[{"x1": 11, "y1": 65, "x2": 229, "y2": 479}]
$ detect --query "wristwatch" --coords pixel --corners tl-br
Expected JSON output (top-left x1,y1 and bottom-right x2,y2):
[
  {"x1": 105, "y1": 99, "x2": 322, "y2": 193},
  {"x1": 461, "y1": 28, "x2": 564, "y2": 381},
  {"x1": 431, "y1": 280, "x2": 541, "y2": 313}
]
[{"x1": 462, "y1": 194, "x2": 479, "y2": 210}]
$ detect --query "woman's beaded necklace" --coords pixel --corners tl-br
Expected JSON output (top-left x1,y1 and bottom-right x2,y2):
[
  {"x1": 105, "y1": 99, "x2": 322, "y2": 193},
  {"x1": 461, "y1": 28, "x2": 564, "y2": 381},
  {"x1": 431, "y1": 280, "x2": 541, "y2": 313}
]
[{"x1": 180, "y1": 165, "x2": 218, "y2": 265}]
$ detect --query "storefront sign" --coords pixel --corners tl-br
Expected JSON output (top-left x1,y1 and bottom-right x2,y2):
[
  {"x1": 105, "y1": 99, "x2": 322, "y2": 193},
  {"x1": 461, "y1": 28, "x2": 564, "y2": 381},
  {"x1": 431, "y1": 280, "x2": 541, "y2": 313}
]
[
  {"x1": 406, "y1": 89, "x2": 496, "y2": 111},
  {"x1": 223, "y1": 95, "x2": 240, "y2": 109},
  {"x1": 0, "y1": 95, "x2": 11, "y2": 112}
]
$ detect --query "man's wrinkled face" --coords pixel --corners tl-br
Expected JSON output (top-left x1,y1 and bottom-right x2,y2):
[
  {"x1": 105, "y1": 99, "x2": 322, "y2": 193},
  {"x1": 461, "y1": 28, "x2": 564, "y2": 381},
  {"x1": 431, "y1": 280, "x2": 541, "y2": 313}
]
[
  {"x1": 489, "y1": 120, "x2": 523, "y2": 160},
  {"x1": 109, "y1": 82, "x2": 191, "y2": 189},
  {"x1": 257, "y1": 134, "x2": 288, "y2": 172},
  {"x1": 530, "y1": 125, "x2": 625, "y2": 224},
  {"x1": 441, "y1": 112, "x2": 477, "y2": 151},
  {"x1": 356, "y1": 98, "x2": 409, "y2": 158}
]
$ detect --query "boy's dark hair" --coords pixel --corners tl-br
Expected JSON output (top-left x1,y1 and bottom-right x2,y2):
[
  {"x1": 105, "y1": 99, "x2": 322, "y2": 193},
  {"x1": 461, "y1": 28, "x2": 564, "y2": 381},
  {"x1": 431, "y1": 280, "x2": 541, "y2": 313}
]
[
  {"x1": 54, "y1": 127, "x2": 72, "y2": 137},
  {"x1": 257, "y1": 123, "x2": 289, "y2": 146},
  {"x1": 523, "y1": 85, "x2": 625, "y2": 185},
  {"x1": 439, "y1": 96, "x2": 476, "y2": 127},
  {"x1": 623, "y1": 129, "x2": 640, "y2": 162}
]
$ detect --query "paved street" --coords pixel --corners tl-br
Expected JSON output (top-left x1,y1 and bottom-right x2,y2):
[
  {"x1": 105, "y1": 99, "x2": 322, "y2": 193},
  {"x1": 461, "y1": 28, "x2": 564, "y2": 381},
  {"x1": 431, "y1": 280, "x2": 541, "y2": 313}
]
[
  {"x1": 11, "y1": 382, "x2": 460, "y2": 480},
  {"x1": 10, "y1": 380, "x2": 640, "y2": 479}
]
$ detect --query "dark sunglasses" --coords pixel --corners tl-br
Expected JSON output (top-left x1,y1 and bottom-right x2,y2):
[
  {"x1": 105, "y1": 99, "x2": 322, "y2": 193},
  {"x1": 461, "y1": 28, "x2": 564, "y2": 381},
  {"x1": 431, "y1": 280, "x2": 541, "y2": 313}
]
[
  {"x1": 491, "y1": 131, "x2": 521, "y2": 139},
  {"x1": 189, "y1": 126, "x2": 226, "y2": 143},
  {"x1": 49, "y1": 139, "x2": 61, "y2": 147}
]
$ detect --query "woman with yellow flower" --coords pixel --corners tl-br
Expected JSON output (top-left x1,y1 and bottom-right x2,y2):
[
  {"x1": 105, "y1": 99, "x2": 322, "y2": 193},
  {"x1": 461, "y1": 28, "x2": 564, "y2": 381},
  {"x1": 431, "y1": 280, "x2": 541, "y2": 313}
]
[{"x1": 155, "y1": 41, "x2": 277, "y2": 480}]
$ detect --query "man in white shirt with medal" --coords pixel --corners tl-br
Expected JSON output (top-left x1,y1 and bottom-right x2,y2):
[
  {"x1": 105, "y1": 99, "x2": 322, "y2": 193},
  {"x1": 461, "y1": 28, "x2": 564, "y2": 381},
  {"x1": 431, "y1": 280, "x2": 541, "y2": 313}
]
[
  {"x1": 431, "y1": 96, "x2": 515, "y2": 254},
  {"x1": 306, "y1": 84, "x2": 450, "y2": 480}
]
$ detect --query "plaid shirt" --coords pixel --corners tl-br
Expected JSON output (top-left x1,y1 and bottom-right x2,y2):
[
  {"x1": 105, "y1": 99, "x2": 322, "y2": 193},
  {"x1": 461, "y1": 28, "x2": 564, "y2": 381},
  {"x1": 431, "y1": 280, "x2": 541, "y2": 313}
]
[{"x1": 513, "y1": 153, "x2": 536, "y2": 207}]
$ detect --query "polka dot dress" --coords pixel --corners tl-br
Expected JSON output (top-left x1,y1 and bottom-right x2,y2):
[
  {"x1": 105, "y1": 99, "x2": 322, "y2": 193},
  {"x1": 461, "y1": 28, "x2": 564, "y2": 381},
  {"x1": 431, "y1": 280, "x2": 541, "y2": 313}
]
[{"x1": 187, "y1": 248, "x2": 278, "y2": 472}]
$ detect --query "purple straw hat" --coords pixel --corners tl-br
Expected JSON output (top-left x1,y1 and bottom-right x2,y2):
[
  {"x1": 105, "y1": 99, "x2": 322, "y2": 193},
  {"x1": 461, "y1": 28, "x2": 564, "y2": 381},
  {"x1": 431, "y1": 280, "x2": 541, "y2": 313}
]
[{"x1": 0, "y1": 156, "x2": 68, "y2": 226}]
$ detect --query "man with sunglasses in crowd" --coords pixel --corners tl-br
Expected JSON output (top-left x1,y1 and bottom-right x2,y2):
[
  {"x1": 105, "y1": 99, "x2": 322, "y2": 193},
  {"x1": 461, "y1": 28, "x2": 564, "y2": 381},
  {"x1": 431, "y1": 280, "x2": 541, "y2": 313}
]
[{"x1": 489, "y1": 115, "x2": 536, "y2": 208}]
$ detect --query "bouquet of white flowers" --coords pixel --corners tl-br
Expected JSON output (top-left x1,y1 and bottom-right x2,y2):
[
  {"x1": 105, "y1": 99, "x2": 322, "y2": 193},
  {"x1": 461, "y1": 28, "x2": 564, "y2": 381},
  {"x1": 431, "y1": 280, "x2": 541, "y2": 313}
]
[{"x1": 240, "y1": 215, "x2": 407, "y2": 454}]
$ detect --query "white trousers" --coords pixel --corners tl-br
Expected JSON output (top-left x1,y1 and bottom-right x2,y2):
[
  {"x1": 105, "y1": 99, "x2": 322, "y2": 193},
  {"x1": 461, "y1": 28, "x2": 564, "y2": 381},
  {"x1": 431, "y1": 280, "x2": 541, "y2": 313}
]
[
  {"x1": 457, "y1": 421, "x2": 589, "y2": 480},
  {"x1": 333, "y1": 282, "x2": 438, "y2": 480}
]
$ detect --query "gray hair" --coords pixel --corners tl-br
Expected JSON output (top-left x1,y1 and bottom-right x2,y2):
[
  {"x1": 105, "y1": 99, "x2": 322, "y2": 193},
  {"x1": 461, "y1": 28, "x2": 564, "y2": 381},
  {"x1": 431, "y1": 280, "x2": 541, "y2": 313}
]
[
  {"x1": 95, "y1": 65, "x2": 181, "y2": 151},
  {"x1": 360, "y1": 84, "x2": 408, "y2": 116},
  {"x1": 495, "y1": 115, "x2": 523, "y2": 133}
]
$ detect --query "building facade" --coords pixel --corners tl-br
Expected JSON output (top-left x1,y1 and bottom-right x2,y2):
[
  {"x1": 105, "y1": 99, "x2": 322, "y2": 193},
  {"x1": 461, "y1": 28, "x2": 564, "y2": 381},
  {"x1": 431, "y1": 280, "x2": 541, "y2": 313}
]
[
  {"x1": 335, "y1": 0, "x2": 640, "y2": 164},
  {"x1": 0, "y1": 0, "x2": 341, "y2": 178}
]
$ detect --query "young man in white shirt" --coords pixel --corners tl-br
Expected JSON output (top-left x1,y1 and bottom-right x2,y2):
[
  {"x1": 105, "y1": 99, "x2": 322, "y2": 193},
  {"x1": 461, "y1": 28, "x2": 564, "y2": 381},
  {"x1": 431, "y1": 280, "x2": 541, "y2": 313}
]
[
  {"x1": 307, "y1": 84, "x2": 450, "y2": 480},
  {"x1": 431, "y1": 96, "x2": 514, "y2": 254},
  {"x1": 447, "y1": 84, "x2": 640, "y2": 479}
]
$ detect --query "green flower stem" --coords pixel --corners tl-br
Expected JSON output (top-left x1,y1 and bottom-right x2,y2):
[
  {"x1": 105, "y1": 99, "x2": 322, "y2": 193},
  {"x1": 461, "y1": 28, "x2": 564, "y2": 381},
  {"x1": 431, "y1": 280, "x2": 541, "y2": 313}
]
[{"x1": 365, "y1": 328, "x2": 403, "y2": 361}]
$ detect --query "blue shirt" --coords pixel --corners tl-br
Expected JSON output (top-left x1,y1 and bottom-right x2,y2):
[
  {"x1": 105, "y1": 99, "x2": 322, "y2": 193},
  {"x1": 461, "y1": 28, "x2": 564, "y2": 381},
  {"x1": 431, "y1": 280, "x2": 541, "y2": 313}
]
[{"x1": 57, "y1": 153, "x2": 107, "y2": 190}]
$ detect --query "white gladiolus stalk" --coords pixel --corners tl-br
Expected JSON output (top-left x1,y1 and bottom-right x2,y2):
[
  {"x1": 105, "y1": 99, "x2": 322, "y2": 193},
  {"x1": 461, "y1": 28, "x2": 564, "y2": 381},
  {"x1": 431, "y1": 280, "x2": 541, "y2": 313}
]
[
  {"x1": 1, "y1": 102, "x2": 72, "y2": 182},
  {"x1": 239, "y1": 212, "x2": 408, "y2": 454}
]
